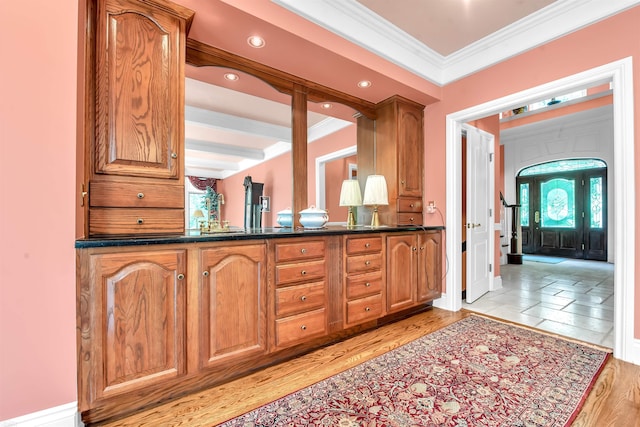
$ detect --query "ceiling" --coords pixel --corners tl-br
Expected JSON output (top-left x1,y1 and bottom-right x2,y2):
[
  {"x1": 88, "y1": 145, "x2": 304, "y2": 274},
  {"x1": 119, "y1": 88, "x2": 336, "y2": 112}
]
[{"x1": 180, "y1": 0, "x2": 638, "y2": 180}]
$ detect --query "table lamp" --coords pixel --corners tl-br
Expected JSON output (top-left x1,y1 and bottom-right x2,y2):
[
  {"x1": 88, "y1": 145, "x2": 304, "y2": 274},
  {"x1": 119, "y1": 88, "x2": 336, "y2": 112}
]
[
  {"x1": 362, "y1": 175, "x2": 388, "y2": 228},
  {"x1": 339, "y1": 179, "x2": 362, "y2": 227}
]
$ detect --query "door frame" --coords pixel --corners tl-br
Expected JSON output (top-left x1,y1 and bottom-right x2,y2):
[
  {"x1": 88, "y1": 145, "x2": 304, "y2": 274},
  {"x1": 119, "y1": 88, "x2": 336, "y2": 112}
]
[{"x1": 435, "y1": 57, "x2": 636, "y2": 364}]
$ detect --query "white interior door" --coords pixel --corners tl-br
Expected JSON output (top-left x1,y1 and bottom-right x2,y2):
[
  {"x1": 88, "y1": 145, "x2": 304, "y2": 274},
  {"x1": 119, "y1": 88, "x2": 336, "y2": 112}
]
[{"x1": 465, "y1": 125, "x2": 494, "y2": 303}]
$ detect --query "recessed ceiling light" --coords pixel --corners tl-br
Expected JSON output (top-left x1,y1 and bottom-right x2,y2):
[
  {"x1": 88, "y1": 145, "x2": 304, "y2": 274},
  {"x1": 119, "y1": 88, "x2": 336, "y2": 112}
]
[
  {"x1": 224, "y1": 73, "x2": 239, "y2": 81},
  {"x1": 321, "y1": 103, "x2": 332, "y2": 109},
  {"x1": 247, "y1": 35, "x2": 266, "y2": 48},
  {"x1": 357, "y1": 80, "x2": 372, "y2": 88}
]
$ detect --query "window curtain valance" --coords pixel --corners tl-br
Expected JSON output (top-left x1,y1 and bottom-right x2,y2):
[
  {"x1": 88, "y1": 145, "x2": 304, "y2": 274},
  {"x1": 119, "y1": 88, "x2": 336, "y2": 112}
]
[{"x1": 188, "y1": 176, "x2": 218, "y2": 192}]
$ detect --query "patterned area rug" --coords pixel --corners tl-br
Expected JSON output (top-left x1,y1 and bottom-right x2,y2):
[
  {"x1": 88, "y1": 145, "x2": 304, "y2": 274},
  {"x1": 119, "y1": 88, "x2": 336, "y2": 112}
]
[{"x1": 220, "y1": 315, "x2": 610, "y2": 427}]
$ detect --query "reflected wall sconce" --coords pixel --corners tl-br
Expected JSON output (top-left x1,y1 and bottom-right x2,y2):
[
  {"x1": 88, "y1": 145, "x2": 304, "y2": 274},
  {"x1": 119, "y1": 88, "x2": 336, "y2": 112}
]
[
  {"x1": 339, "y1": 179, "x2": 362, "y2": 228},
  {"x1": 362, "y1": 175, "x2": 388, "y2": 228}
]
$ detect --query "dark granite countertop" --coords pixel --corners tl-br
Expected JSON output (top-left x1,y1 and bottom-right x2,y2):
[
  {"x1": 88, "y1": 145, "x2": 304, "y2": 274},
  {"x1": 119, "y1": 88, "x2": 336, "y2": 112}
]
[{"x1": 75, "y1": 225, "x2": 445, "y2": 249}]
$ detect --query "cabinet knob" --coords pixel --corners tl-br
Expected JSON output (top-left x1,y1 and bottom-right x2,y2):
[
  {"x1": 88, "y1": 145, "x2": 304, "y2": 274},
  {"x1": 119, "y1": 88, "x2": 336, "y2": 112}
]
[
  {"x1": 412, "y1": 247, "x2": 417, "y2": 251},
  {"x1": 202, "y1": 271, "x2": 209, "y2": 277},
  {"x1": 401, "y1": 180, "x2": 406, "y2": 184},
  {"x1": 136, "y1": 218, "x2": 144, "y2": 225},
  {"x1": 365, "y1": 243, "x2": 370, "y2": 248},
  {"x1": 365, "y1": 282, "x2": 371, "y2": 287},
  {"x1": 300, "y1": 325, "x2": 307, "y2": 331},
  {"x1": 300, "y1": 295, "x2": 307, "y2": 301},
  {"x1": 365, "y1": 307, "x2": 371, "y2": 312},
  {"x1": 137, "y1": 192, "x2": 144, "y2": 199},
  {"x1": 301, "y1": 248, "x2": 307, "y2": 254},
  {"x1": 409, "y1": 217, "x2": 415, "y2": 222},
  {"x1": 177, "y1": 273, "x2": 185, "y2": 280},
  {"x1": 420, "y1": 246, "x2": 425, "y2": 251},
  {"x1": 410, "y1": 203, "x2": 415, "y2": 208},
  {"x1": 365, "y1": 260, "x2": 371, "y2": 266},
  {"x1": 171, "y1": 152, "x2": 178, "y2": 159},
  {"x1": 301, "y1": 270, "x2": 307, "y2": 275}
]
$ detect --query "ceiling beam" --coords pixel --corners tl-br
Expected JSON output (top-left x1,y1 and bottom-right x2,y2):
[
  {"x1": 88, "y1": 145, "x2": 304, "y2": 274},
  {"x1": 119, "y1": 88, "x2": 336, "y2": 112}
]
[{"x1": 186, "y1": 138, "x2": 265, "y2": 160}]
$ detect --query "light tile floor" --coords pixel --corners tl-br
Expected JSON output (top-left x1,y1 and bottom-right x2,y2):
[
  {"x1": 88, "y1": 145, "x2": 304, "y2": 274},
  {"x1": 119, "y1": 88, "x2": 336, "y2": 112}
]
[{"x1": 462, "y1": 257, "x2": 614, "y2": 348}]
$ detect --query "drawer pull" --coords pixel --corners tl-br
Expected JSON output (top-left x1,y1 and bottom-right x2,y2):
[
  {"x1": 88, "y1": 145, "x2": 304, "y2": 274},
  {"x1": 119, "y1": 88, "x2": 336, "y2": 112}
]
[
  {"x1": 365, "y1": 282, "x2": 371, "y2": 287},
  {"x1": 300, "y1": 325, "x2": 307, "y2": 331},
  {"x1": 171, "y1": 152, "x2": 178, "y2": 159},
  {"x1": 202, "y1": 271, "x2": 209, "y2": 277},
  {"x1": 365, "y1": 307, "x2": 371, "y2": 312},
  {"x1": 410, "y1": 203, "x2": 415, "y2": 207},
  {"x1": 409, "y1": 217, "x2": 415, "y2": 222},
  {"x1": 365, "y1": 260, "x2": 371, "y2": 266},
  {"x1": 136, "y1": 218, "x2": 144, "y2": 225},
  {"x1": 300, "y1": 295, "x2": 307, "y2": 301},
  {"x1": 177, "y1": 273, "x2": 185, "y2": 280},
  {"x1": 301, "y1": 248, "x2": 307, "y2": 254},
  {"x1": 301, "y1": 270, "x2": 307, "y2": 276},
  {"x1": 137, "y1": 192, "x2": 144, "y2": 199},
  {"x1": 365, "y1": 243, "x2": 371, "y2": 248}
]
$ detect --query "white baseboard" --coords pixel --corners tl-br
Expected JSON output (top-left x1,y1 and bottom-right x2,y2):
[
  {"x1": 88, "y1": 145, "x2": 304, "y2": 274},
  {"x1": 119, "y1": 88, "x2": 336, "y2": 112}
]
[
  {"x1": 491, "y1": 275, "x2": 503, "y2": 291},
  {"x1": 0, "y1": 402, "x2": 82, "y2": 427}
]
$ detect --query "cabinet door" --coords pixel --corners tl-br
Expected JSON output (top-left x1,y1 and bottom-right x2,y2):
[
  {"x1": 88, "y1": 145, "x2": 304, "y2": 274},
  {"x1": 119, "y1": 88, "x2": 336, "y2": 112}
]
[
  {"x1": 417, "y1": 231, "x2": 442, "y2": 302},
  {"x1": 95, "y1": 0, "x2": 184, "y2": 179},
  {"x1": 199, "y1": 244, "x2": 267, "y2": 369},
  {"x1": 386, "y1": 234, "x2": 417, "y2": 312},
  {"x1": 84, "y1": 249, "x2": 186, "y2": 402},
  {"x1": 397, "y1": 102, "x2": 424, "y2": 197}
]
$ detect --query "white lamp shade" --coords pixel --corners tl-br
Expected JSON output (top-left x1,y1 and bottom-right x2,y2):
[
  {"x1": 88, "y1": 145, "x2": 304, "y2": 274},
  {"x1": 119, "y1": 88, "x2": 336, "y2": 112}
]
[
  {"x1": 362, "y1": 175, "x2": 388, "y2": 206},
  {"x1": 339, "y1": 180, "x2": 362, "y2": 206}
]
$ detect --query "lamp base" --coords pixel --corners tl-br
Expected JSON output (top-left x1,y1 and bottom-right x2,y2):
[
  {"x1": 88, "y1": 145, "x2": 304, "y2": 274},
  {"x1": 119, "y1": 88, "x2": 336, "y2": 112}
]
[
  {"x1": 346, "y1": 208, "x2": 356, "y2": 228},
  {"x1": 370, "y1": 207, "x2": 380, "y2": 228}
]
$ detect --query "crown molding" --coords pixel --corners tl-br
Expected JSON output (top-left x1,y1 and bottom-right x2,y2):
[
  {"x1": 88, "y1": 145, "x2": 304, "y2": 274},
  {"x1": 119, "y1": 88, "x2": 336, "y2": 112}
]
[{"x1": 273, "y1": 0, "x2": 640, "y2": 86}]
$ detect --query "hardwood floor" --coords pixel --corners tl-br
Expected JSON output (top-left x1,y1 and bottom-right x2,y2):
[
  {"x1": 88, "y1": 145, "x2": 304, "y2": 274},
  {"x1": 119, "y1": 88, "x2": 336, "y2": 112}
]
[{"x1": 95, "y1": 308, "x2": 640, "y2": 427}]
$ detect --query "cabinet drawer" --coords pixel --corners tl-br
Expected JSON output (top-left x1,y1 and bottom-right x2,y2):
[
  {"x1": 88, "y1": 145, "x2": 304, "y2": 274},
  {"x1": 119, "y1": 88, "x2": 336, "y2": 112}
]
[
  {"x1": 276, "y1": 281, "x2": 325, "y2": 317},
  {"x1": 345, "y1": 236, "x2": 382, "y2": 255},
  {"x1": 89, "y1": 208, "x2": 184, "y2": 235},
  {"x1": 345, "y1": 253, "x2": 382, "y2": 274},
  {"x1": 274, "y1": 240, "x2": 325, "y2": 262},
  {"x1": 90, "y1": 181, "x2": 184, "y2": 208},
  {"x1": 275, "y1": 308, "x2": 326, "y2": 347},
  {"x1": 397, "y1": 197, "x2": 423, "y2": 213},
  {"x1": 346, "y1": 272, "x2": 383, "y2": 299},
  {"x1": 275, "y1": 260, "x2": 325, "y2": 285},
  {"x1": 346, "y1": 294, "x2": 383, "y2": 326},
  {"x1": 398, "y1": 212, "x2": 423, "y2": 226}
]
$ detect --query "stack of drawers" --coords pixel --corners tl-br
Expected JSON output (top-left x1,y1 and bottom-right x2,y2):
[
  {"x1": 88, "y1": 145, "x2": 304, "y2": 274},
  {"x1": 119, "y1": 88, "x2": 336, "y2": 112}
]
[
  {"x1": 397, "y1": 197, "x2": 423, "y2": 226},
  {"x1": 343, "y1": 235, "x2": 384, "y2": 327},
  {"x1": 273, "y1": 239, "x2": 327, "y2": 348}
]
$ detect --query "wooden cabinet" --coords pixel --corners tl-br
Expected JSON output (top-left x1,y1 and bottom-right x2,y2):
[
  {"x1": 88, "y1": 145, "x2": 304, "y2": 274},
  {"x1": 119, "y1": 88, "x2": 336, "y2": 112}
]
[
  {"x1": 88, "y1": 0, "x2": 194, "y2": 235},
  {"x1": 77, "y1": 248, "x2": 187, "y2": 413},
  {"x1": 386, "y1": 230, "x2": 442, "y2": 313},
  {"x1": 272, "y1": 238, "x2": 328, "y2": 348},
  {"x1": 373, "y1": 96, "x2": 425, "y2": 226},
  {"x1": 343, "y1": 235, "x2": 385, "y2": 327},
  {"x1": 198, "y1": 243, "x2": 268, "y2": 370}
]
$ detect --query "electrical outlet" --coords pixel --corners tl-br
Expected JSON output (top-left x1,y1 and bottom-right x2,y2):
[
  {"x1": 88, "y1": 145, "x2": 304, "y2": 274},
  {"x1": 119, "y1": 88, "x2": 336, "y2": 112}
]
[
  {"x1": 427, "y1": 201, "x2": 436, "y2": 213},
  {"x1": 260, "y1": 196, "x2": 270, "y2": 212}
]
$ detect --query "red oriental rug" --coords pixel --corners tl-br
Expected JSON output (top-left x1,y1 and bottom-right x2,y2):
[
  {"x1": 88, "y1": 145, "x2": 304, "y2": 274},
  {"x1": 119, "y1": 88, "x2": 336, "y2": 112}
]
[{"x1": 219, "y1": 315, "x2": 610, "y2": 427}]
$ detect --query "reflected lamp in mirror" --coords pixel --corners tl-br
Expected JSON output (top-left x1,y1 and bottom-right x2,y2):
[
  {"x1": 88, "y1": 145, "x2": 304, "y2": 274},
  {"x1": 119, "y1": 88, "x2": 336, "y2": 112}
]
[
  {"x1": 362, "y1": 175, "x2": 388, "y2": 228},
  {"x1": 192, "y1": 209, "x2": 205, "y2": 229},
  {"x1": 339, "y1": 179, "x2": 362, "y2": 228}
]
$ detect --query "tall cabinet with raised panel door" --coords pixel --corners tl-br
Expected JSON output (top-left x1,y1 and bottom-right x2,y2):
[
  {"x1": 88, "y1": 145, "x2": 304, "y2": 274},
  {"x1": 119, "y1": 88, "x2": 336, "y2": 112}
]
[
  {"x1": 87, "y1": 0, "x2": 194, "y2": 235},
  {"x1": 386, "y1": 230, "x2": 442, "y2": 313},
  {"x1": 373, "y1": 96, "x2": 425, "y2": 226}
]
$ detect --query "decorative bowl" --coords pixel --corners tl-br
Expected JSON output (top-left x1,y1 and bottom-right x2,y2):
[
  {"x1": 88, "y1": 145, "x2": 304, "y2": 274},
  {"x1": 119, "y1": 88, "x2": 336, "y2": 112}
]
[
  {"x1": 276, "y1": 208, "x2": 293, "y2": 227},
  {"x1": 299, "y1": 206, "x2": 329, "y2": 229}
]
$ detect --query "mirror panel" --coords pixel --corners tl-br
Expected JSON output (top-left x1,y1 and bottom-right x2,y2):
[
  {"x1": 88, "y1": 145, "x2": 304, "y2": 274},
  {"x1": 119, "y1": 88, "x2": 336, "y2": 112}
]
[
  {"x1": 184, "y1": 65, "x2": 292, "y2": 228},
  {"x1": 307, "y1": 99, "x2": 360, "y2": 225}
]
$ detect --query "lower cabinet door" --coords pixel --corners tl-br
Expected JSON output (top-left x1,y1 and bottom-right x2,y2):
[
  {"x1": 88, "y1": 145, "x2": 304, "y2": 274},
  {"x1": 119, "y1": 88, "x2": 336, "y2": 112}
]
[
  {"x1": 199, "y1": 244, "x2": 268, "y2": 369},
  {"x1": 81, "y1": 249, "x2": 187, "y2": 403},
  {"x1": 417, "y1": 231, "x2": 443, "y2": 302}
]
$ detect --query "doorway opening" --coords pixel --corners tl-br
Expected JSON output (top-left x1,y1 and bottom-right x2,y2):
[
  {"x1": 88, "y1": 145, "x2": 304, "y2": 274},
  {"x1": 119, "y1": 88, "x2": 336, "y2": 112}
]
[{"x1": 437, "y1": 57, "x2": 635, "y2": 363}]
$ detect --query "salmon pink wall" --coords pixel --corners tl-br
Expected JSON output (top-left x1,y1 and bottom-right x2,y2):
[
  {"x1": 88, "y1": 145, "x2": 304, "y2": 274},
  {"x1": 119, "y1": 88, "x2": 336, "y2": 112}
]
[
  {"x1": 424, "y1": 5, "x2": 640, "y2": 338},
  {"x1": 0, "y1": 0, "x2": 78, "y2": 420}
]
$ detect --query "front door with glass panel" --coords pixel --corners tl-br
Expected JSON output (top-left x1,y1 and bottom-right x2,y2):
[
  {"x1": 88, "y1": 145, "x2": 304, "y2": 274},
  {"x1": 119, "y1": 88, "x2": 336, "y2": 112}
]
[{"x1": 517, "y1": 159, "x2": 606, "y2": 261}]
